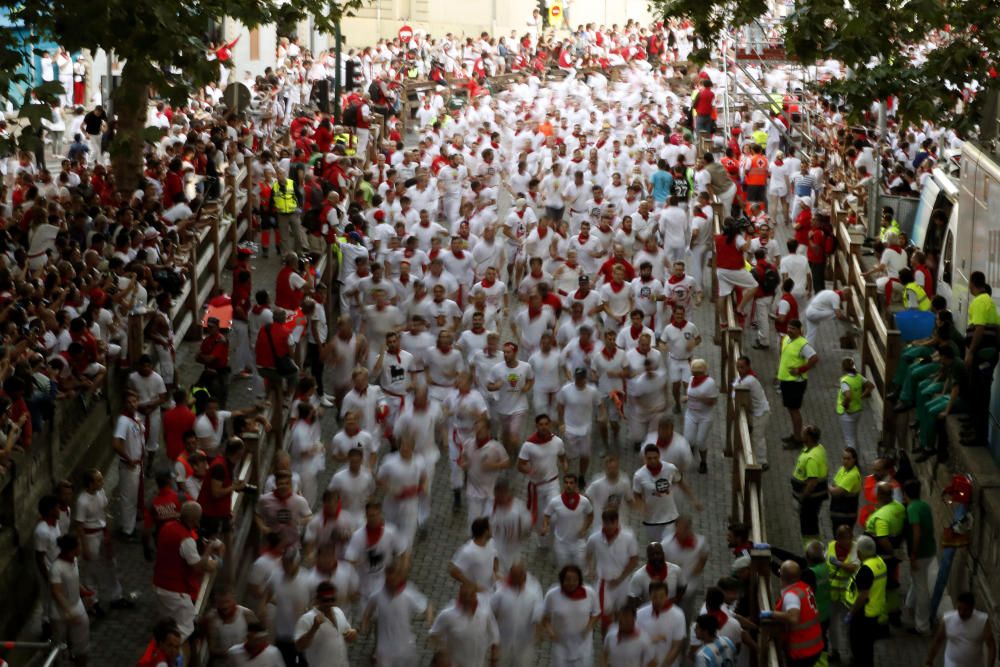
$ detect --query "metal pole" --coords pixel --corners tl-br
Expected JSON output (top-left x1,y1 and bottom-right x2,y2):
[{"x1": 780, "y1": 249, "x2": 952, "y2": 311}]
[
  {"x1": 334, "y1": 19, "x2": 343, "y2": 123},
  {"x1": 39, "y1": 644, "x2": 63, "y2": 667},
  {"x1": 868, "y1": 100, "x2": 887, "y2": 235},
  {"x1": 105, "y1": 49, "x2": 114, "y2": 115}
]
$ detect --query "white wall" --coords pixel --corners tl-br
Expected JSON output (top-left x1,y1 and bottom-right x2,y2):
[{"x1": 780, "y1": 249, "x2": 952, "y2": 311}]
[{"x1": 223, "y1": 20, "x2": 279, "y2": 78}]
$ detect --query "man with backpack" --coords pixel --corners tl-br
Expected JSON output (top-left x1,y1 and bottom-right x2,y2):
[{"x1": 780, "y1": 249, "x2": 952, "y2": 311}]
[{"x1": 753, "y1": 247, "x2": 780, "y2": 350}]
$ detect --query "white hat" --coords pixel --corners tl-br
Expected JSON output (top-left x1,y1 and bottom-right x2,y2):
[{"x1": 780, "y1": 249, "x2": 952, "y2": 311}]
[
  {"x1": 515, "y1": 198, "x2": 527, "y2": 210},
  {"x1": 799, "y1": 197, "x2": 812, "y2": 207},
  {"x1": 132, "y1": 189, "x2": 144, "y2": 201}
]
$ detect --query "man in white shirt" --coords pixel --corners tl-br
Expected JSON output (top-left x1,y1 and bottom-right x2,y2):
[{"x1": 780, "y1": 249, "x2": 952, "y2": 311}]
[
  {"x1": 733, "y1": 355, "x2": 771, "y2": 468},
  {"x1": 344, "y1": 502, "x2": 405, "y2": 603},
  {"x1": 449, "y1": 516, "x2": 500, "y2": 594},
  {"x1": 684, "y1": 359, "x2": 719, "y2": 475},
  {"x1": 585, "y1": 508, "x2": 639, "y2": 626},
  {"x1": 603, "y1": 603, "x2": 656, "y2": 666},
  {"x1": 517, "y1": 415, "x2": 568, "y2": 539},
  {"x1": 556, "y1": 368, "x2": 601, "y2": 481},
  {"x1": 359, "y1": 563, "x2": 432, "y2": 667},
  {"x1": 780, "y1": 238, "x2": 812, "y2": 312},
  {"x1": 487, "y1": 342, "x2": 535, "y2": 454},
  {"x1": 542, "y1": 473, "x2": 594, "y2": 569},
  {"x1": 50, "y1": 535, "x2": 91, "y2": 661},
  {"x1": 461, "y1": 414, "x2": 510, "y2": 526},
  {"x1": 804, "y1": 288, "x2": 845, "y2": 348},
  {"x1": 490, "y1": 561, "x2": 544, "y2": 667},
  {"x1": 293, "y1": 582, "x2": 358, "y2": 666},
  {"x1": 112, "y1": 390, "x2": 145, "y2": 537},
  {"x1": 660, "y1": 305, "x2": 701, "y2": 411},
  {"x1": 632, "y1": 445, "x2": 702, "y2": 543},
  {"x1": 637, "y1": 581, "x2": 687, "y2": 667},
  {"x1": 429, "y1": 582, "x2": 501, "y2": 666}
]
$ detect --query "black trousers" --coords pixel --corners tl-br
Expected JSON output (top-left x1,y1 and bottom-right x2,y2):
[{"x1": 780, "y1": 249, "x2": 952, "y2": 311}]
[
  {"x1": 798, "y1": 497, "x2": 824, "y2": 538},
  {"x1": 849, "y1": 614, "x2": 883, "y2": 667},
  {"x1": 306, "y1": 342, "x2": 324, "y2": 395},
  {"x1": 275, "y1": 639, "x2": 306, "y2": 666}
]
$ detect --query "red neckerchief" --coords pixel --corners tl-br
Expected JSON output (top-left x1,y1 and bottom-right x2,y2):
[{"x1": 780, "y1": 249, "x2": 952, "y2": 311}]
[
  {"x1": 528, "y1": 305, "x2": 543, "y2": 319},
  {"x1": 245, "y1": 641, "x2": 268, "y2": 659},
  {"x1": 646, "y1": 562, "x2": 667, "y2": 580},
  {"x1": 562, "y1": 585, "x2": 587, "y2": 601},
  {"x1": 671, "y1": 318, "x2": 687, "y2": 329},
  {"x1": 578, "y1": 231, "x2": 590, "y2": 243},
  {"x1": 689, "y1": 375, "x2": 709, "y2": 388},
  {"x1": 437, "y1": 343, "x2": 452, "y2": 354},
  {"x1": 472, "y1": 324, "x2": 485, "y2": 334},
  {"x1": 609, "y1": 280, "x2": 625, "y2": 293},
  {"x1": 452, "y1": 248, "x2": 465, "y2": 260},
  {"x1": 481, "y1": 278, "x2": 495, "y2": 289},
  {"x1": 775, "y1": 159, "x2": 783, "y2": 166},
  {"x1": 365, "y1": 523, "x2": 384, "y2": 547},
  {"x1": 562, "y1": 491, "x2": 581, "y2": 510},
  {"x1": 888, "y1": 244, "x2": 904, "y2": 254},
  {"x1": 675, "y1": 532, "x2": 696, "y2": 549},
  {"x1": 527, "y1": 431, "x2": 552, "y2": 444},
  {"x1": 573, "y1": 288, "x2": 589, "y2": 299},
  {"x1": 835, "y1": 542, "x2": 851, "y2": 560},
  {"x1": 579, "y1": 339, "x2": 594, "y2": 353},
  {"x1": 651, "y1": 600, "x2": 674, "y2": 616},
  {"x1": 618, "y1": 626, "x2": 639, "y2": 643},
  {"x1": 710, "y1": 609, "x2": 729, "y2": 630},
  {"x1": 323, "y1": 501, "x2": 342, "y2": 522},
  {"x1": 601, "y1": 344, "x2": 617, "y2": 360},
  {"x1": 656, "y1": 435, "x2": 672, "y2": 450},
  {"x1": 629, "y1": 324, "x2": 642, "y2": 339},
  {"x1": 739, "y1": 370, "x2": 758, "y2": 380},
  {"x1": 403, "y1": 248, "x2": 415, "y2": 258},
  {"x1": 646, "y1": 461, "x2": 663, "y2": 476},
  {"x1": 505, "y1": 574, "x2": 524, "y2": 590},
  {"x1": 387, "y1": 580, "x2": 406, "y2": 597},
  {"x1": 458, "y1": 595, "x2": 478, "y2": 616},
  {"x1": 475, "y1": 435, "x2": 491, "y2": 449},
  {"x1": 537, "y1": 227, "x2": 548, "y2": 239},
  {"x1": 602, "y1": 526, "x2": 620, "y2": 542},
  {"x1": 529, "y1": 269, "x2": 543, "y2": 279}
]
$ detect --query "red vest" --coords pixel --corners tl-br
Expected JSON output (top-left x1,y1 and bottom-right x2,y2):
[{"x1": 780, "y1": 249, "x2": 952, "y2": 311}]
[
  {"x1": 858, "y1": 474, "x2": 899, "y2": 528},
  {"x1": 715, "y1": 234, "x2": 745, "y2": 270},
  {"x1": 776, "y1": 580, "x2": 824, "y2": 658},
  {"x1": 775, "y1": 294, "x2": 799, "y2": 334},
  {"x1": 198, "y1": 456, "x2": 233, "y2": 519},
  {"x1": 153, "y1": 520, "x2": 201, "y2": 597},
  {"x1": 746, "y1": 156, "x2": 768, "y2": 186},
  {"x1": 275, "y1": 266, "x2": 304, "y2": 310}
]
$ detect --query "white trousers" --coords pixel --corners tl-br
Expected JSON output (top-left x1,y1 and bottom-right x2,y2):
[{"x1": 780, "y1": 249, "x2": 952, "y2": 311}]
[
  {"x1": 117, "y1": 460, "x2": 141, "y2": 535},
  {"x1": 684, "y1": 415, "x2": 713, "y2": 453},
  {"x1": 839, "y1": 411, "x2": 862, "y2": 450}
]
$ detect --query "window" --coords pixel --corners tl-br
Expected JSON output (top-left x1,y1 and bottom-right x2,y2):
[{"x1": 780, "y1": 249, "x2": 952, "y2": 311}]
[{"x1": 942, "y1": 230, "x2": 953, "y2": 286}]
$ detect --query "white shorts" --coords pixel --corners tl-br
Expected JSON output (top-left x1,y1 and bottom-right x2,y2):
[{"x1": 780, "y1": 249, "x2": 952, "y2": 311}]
[
  {"x1": 717, "y1": 267, "x2": 759, "y2": 296},
  {"x1": 155, "y1": 588, "x2": 196, "y2": 639},
  {"x1": 563, "y1": 432, "x2": 592, "y2": 459},
  {"x1": 667, "y1": 357, "x2": 693, "y2": 383}
]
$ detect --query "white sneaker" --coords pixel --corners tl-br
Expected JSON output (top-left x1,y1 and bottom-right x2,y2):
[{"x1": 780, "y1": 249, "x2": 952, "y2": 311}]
[{"x1": 320, "y1": 395, "x2": 335, "y2": 408}]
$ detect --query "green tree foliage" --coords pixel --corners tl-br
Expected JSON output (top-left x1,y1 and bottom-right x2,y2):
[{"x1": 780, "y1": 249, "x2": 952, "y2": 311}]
[
  {"x1": 650, "y1": 0, "x2": 1000, "y2": 133},
  {"x1": 1, "y1": 0, "x2": 365, "y2": 189}
]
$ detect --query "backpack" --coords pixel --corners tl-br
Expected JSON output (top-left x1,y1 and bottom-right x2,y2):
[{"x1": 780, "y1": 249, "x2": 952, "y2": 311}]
[
  {"x1": 342, "y1": 104, "x2": 360, "y2": 127},
  {"x1": 759, "y1": 264, "x2": 781, "y2": 294}
]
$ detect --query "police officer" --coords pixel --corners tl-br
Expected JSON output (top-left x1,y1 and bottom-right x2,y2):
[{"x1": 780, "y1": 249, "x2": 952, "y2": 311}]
[
  {"x1": 790, "y1": 425, "x2": 828, "y2": 549},
  {"x1": 845, "y1": 536, "x2": 888, "y2": 667}
]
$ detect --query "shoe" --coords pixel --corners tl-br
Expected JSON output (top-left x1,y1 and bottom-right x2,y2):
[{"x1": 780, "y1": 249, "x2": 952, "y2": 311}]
[
  {"x1": 110, "y1": 598, "x2": 136, "y2": 610},
  {"x1": 761, "y1": 462, "x2": 769, "y2": 471},
  {"x1": 886, "y1": 390, "x2": 899, "y2": 402},
  {"x1": 893, "y1": 402, "x2": 914, "y2": 414},
  {"x1": 698, "y1": 461, "x2": 708, "y2": 474},
  {"x1": 320, "y1": 395, "x2": 336, "y2": 408},
  {"x1": 261, "y1": 247, "x2": 269, "y2": 258}
]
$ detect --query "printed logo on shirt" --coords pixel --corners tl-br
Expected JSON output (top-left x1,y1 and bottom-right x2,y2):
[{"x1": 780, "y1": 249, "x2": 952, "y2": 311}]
[{"x1": 654, "y1": 478, "x2": 672, "y2": 494}]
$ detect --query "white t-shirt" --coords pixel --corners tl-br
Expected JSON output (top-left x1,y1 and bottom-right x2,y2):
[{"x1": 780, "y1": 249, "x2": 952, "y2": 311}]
[
  {"x1": 879, "y1": 246, "x2": 908, "y2": 279},
  {"x1": 328, "y1": 467, "x2": 375, "y2": 522},
  {"x1": 779, "y1": 253, "x2": 810, "y2": 294},
  {"x1": 542, "y1": 585, "x2": 600, "y2": 654},
  {"x1": 660, "y1": 321, "x2": 700, "y2": 360},
  {"x1": 267, "y1": 570, "x2": 313, "y2": 640},
  {"x1": 943, "y1": 608, "x2": 989, "y2": 667},
  {"x1": 49, "y1": 557, "x2": 85, "y2": 619},
  {"x1": 544, "y1": 494, "x2": 594, "y2": 544},
  {"x1": 556, "y1": 382, "x2": 600, "y2": 435},
  {"x1": 293, "y1": 607, "x2": 352, "y2": 666},
  {"x1": 585, "y1": 527, "x2": 639, "y2": 581},
  {"x1": 632, "y1": 462, "x2": 683, "y2": 525},
  {"x1": 604, "y1": 624, "x2": 656, "y2": 665},
  {"x1": 429, "y1": 601, "x2": 501, "y2": 667},
  {"x1": 517, "y1": 436, "x2": 566, "y2": 484},
  {"x1": 226, "y1": 644, "x2": 286, "y2": 666},
  {"x1": 450, "y1": 540, "x2": 498, "y2": 591},
  {"x1": 805, "y1": 289, "x2": 841, "y2": 319},
  {"x1": 685, "y1": 376, "x2": 719, "y2": 420},
  {"x1": 487, "y1": 361, "x2": 533, "y2": 414},
  {"x1": 636, "y1": 602, "x2": 687, "y2": 667},
  {"x1": 365, "y1": 584, "x2": 428, "y2": 661},
  {"x1": 194, "y1": 411, "x2": 232, "y2": 452}
]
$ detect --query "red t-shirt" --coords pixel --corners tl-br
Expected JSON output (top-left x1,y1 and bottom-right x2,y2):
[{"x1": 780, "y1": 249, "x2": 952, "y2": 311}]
[
  {"x1": 597, "y1": 258, "x2": 636, "y2": 284},
  {"x1": 807, "y1": 228, "x2": 827, "y2": 264},
  {"x1": 255, "y1": 323, "x2": 291, "y2": 369},
  {"x1": 199, "y1": 333, "x2": 229, "y2": 371},
  {"x1": 162, "y1": 404, "x2": 196, "y2": 461},
  {"x1": 694, "y1": 88, "x2": 715, "y2": 116}
]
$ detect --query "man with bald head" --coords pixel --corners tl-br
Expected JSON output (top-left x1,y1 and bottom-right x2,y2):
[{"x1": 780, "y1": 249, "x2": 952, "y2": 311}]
[
  {"x1": 153, "y1": 502, "x2": 224, "y2": 640},
  {"x1": 769, "y1": 559, "x2": 825, "y2": 666}
]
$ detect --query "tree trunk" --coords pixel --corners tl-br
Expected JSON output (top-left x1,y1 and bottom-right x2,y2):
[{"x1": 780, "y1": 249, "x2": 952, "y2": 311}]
[{"x1": 110, "y1": 61, "x2": 150, "y2": 195}]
